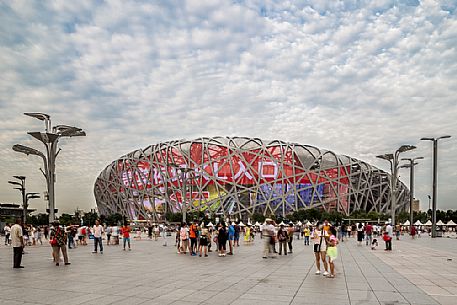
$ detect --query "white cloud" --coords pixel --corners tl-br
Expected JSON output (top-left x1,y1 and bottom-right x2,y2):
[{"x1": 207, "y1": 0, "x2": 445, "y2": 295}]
[{"x1": 0, "y1": 0, "x2": 455, "y2": 214}]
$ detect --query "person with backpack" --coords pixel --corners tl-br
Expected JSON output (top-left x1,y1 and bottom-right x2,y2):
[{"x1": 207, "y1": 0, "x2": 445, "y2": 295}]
[
  {"x1": 277, "y1": 224, "x2": 288, "y2": 255},
  {"x1": 217, "y1": 223, "x2": 228, "y2": 257},
  {"x1": 312, "y1": 222, "x2": 329, "y2": 276},
  {"x1": 50, "y1": 221, "x2": 70, "y2": 266},
  {"x1": 198, "y1": 225, "x2": 210, "y2": 257}
]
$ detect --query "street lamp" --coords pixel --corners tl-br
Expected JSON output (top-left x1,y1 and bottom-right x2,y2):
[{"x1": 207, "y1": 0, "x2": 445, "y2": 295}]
[
  {"x1": 7, "y1": 176, "x2": 39, "y2": 224},
  {"x1": 167, "y1": 163, "x2": 195, "y2": 224},
  {"x1": 400, "y1": 157, "x2": 424, "y2": 233},
  {"x1": 12, "y1": 113, "x2": 86, "y2": 223},
  {"x1": 420, "y1": 135, "x2": 451, "y2": 238},
  {"x1": 376, "y1": 144, "x2": 416, "y2": 226}
]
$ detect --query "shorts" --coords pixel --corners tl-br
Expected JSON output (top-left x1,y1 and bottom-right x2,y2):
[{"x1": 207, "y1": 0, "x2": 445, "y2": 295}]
[
  {"x1": 199, "y1": 237, "x2": 208, "y2": 246},
  {"x1": 228, "y1": 235, "x2": 235, "y2": 241},
  {"x1": 314, "y1": 244, "x2": 326, "y2": 253},
  {"x1": 327, "y1": 246, "x2": 338, "y2": 262},
  {"x1": 78, "y1": 236, "x2": 83, "y2": 241}
]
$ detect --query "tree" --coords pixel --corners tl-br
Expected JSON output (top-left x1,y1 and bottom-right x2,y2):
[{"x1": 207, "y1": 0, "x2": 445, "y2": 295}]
[{"x1": 82, "y1": 211, "x2": 98, "y2": 226}]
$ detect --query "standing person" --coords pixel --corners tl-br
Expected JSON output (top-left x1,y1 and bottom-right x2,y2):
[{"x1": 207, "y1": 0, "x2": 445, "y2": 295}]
[
  {"x1": 198, "y1": 225, "x2": 210, "y2": 257},
  {"x1": 277, "y1": 224, "x2": 288, "y2": 255},
  {"x1": 341, "y1": 223, "x2": 347, "y2": 242},
  {"x1": 217, "y1": 223, "x2": 228, "y2": 257},
  {"x1": 287, "y1": 223, "x2": 294, "y2": 253},
  {"x1": 244, "y1": 225, "x2": 251, "y2": 242},
  {"x1": 147, "y1": 223, "x2": 153, "y2": 239},
  {"x1": 36, "y1": 226, "x2": 43, "y2": 245},
  {"x1": 357, "y1": 223, "x2": 364, "y2": 246},
  {"x1": 112, "y1": 224, "x2": 119, "y2": 245},
  {"x1": 106, "y1": 225, "x2": 112, "y2": 245},
  {"x1": 11, "y1": 218, "x2": 24, "y2": 268},
  {"x1": 121, "y1": 223, "x2": 131, "y2": 251},
  {"x1": 234, "y1": 222, "x2": 241, "y2": 247},
  {"x1": 303, "y1": 225, "x2": 310, "y2": 246},
  {"x1": 365, "y1": 223, "x2": 373, "y2": 246},
  {"x1": 154, "y1": 225, "x2": 160, "y2": 241},
  {"x1": 180, "y1": 223, "x2": 189, "y2": 254},
  {"x1": 50, "y1": 221, "x2": 70, "y2": 266},
  {"x1": 43, "y1": 226, "x2": 49, "y2": 240},
  {"x1": 227, "y1": 222, "x2": 235, "y2": 255},
  {"x1": 262, "y1": 219, "x2": 276, "y2": 259},
  {"x1": 326, "y1": 226, "x2": 339, "y2": 278},
  {"x1": 188, "y1": 222, "x2": 198, "y2": 256},
  {"x1": 395, "y1": 223, "x2": 401, "y2": 240},
  {"x1": 384, "y1": 222, "x2": 393, "y2": 251},
  {"x1": 312, "y1": 222, "x2": 329, "y2": 276},
  {"x1": 4, "y1": 223, "x2": 11, "y2": 245},
  {"x1": 92, "y1": 220, "x2": 104, "y2": 254}
]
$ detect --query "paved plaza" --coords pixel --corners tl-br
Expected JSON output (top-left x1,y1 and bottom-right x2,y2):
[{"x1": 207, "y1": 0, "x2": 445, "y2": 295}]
[{"x1": 1, "y1": 234, "x2": 456, "y2": 305}]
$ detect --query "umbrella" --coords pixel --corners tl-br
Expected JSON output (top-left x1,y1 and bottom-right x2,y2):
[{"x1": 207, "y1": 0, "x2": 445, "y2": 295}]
[
  {"x1": 403, "y1": 220, "x2": 410, "y2": 226},
  {"x1": 436, "y1": 220, "x2": 445, "y2": 226},
  {"x1": 446, "y1": 220, "x2": 457, "y2": 226},
  {"x1": 414, "y1": 220, "x2": 423, "y2": 226},
  {"x1": 424, "y1": 220, "x2": 432, "y2": 226}
]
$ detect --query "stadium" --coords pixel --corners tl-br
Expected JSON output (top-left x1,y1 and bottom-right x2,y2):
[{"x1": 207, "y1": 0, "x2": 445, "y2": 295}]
[{"x1": 94, "y1": 137, "x2": 409, "y2": 221}]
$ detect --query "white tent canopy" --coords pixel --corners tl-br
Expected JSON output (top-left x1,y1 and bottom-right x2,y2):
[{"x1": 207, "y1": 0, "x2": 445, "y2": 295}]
[
  {"x1": 424, "y1": 220, "x2": 432, "y2": 226},
  {"x1": 207, "y1": 222, "x2": 214, "y2": 227},
  {"x1": 403, "y1": 220, "x2": 410, "y2": 226},
  {"x1": 279, "y1": 221, "x2": 286, "y2": 226},
  {"x1": 239, "y1": 221, "x2": 245, "y2": 227},
  {"x1": 446, "y1": 220, "x2": 457, "y2": 226},
  {"x1": 255, "y1": 221, "x2": 260, "y2": 226},
  {"x1": 297, "y1": 221, "x2": 303, "y2": 226},
  {"x1": 414, "y1": 220, "x2": 423, "y2": 226},
  {"x1": 306, "y1": 221, "x2": 312, "y2": 226},
  {"x1": 436, "y1": 220, "x2": 445, "y2": 226}
]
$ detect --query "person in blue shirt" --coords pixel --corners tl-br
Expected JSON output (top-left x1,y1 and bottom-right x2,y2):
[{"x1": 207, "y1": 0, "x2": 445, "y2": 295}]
[{"x1": 228, "y1": 222, "x2": 235, "y2": 255}]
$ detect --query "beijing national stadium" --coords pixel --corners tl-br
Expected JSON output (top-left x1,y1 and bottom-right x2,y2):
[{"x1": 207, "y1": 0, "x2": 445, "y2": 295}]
[{"x1": 94, "y1": 137, "x2": 409, "y2": 221}]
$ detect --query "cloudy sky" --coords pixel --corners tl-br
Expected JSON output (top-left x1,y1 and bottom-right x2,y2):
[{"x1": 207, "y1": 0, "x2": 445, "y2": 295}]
[{"x1": 0, "y1": 0, "x2": 455, "y2": 215}]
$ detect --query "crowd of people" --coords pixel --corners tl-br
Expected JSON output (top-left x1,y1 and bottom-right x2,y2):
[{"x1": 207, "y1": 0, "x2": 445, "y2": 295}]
[{"x1": 2, "y1": 215, "x2": 418, "y2": 278}]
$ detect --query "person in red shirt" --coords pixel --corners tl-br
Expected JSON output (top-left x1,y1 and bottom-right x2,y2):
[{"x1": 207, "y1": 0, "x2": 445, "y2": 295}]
[
  {"x1": 121, "y1": 223, "x2": 131, "y2": 251},
  {"x1": 365, "y1": 223, "x2": 373, "y2": 246}
]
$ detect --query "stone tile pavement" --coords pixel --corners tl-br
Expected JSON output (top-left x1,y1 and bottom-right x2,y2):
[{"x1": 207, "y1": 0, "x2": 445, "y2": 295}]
[{"x1": 0, "y1": 234, "x2": 455, "y2": 305}]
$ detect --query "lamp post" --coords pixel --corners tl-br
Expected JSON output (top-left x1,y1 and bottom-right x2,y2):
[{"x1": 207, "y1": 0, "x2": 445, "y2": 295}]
[
  {"x1": 377, "y1": 145, "x2": 416, "y2": 226},
  {"x1": 427, "y1": 195, "x2": 431, "y2": 212},
  {"x1": 12, "y1": 113, "x2": 86, "y2": 223},
  {"x1": 168, "y1": 163, "x2": 195, "y2": 224},
  {"x1": 420, "y1": 135, "x2": 451, "y2": 238},
  {"x1": 400, "y1": 157, "x2": 424, "y2": 233},
  {"x1": 8, "y1": 176, "x2": 26, "y2": 224}
]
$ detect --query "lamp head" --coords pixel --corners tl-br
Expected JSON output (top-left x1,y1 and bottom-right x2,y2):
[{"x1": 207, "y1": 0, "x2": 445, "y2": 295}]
[
  {"x1": 398, "y1": 145, "x2": 416, "y2": 153},
  {"x1": 376, "y1": 154, "x2": 394, "y2": 161},
  {"x1": 8, "y1": 181, "x2": 22, "y2": 186},
  {"x1": 12, "y1": 144, "x2": 44, "y2": 158},
  {"x1": 24, "y1": 112, "x2": 50, "y2": 121},
  {"x1": 420, "y1": 137, "x2": 434, "y2": 141},
  {"x1": 438, "y1": 135, "x2": 451, "y2": 140}
]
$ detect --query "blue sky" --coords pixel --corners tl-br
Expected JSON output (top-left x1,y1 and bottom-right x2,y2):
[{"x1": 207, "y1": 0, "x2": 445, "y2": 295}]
[{"x1": 0, "y1": 0, "x2": 456, "y2": 214}]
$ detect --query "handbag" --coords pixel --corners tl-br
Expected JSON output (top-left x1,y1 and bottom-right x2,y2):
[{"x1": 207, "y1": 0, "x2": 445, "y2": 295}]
[{"x1": 50, "y1": 238, "x2": 58, "y2": 246}]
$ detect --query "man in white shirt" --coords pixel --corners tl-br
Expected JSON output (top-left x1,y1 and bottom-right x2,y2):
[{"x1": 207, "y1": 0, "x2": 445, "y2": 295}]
[
  {"x1": 92, "y1": 220, "x2": 104, "y2": 254},
  {"x1": 10, "y1": 218, "x2": 24, "y2": 268}
]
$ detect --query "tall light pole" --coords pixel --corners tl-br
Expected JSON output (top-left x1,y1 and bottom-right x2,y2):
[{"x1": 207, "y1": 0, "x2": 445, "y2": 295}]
[
  {"x1": 8, "y1": 176, "x2": 40, "y2": 224},
  {"x1": 377, "y1": 144, "x2": 416, "y2": 226},
  {"x1": 400, "y1": 157, "x2": 424, "y2": 233},
  {"x1": 168, "y1": 163, "x2": 195, "y2": 224},
  {"x1": 421, "y1": 135, "x2": 451, "y2": 238},
  {"x1": 12, "y1": 113, "x2": 86, "y2": 223}
]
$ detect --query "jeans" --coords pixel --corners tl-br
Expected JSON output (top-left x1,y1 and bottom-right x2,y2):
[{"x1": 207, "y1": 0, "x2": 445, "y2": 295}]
[
  {"x1": 288, "y1": 238, "x2": 293, "y2": 253},
  {"x1": 123, "y1": 237, "x2": 130, "y2": 249},
  {"x1": 366, "y1": 234, "x2": 372, "y2": 246},
  {"x1": 68, "y1": 235, "x2": 74, "y2": 248},
  {"x1": 94, "y1": 237, "x2": 103, "y2": 252},
  {"x1": 304, "y1": 236, "x2": 310, "y2": 245},
  {"x1": 385, "y1": 239, "x2": 392, "y2": 251},
  {"x1": 13, "y1": 247, "x2": 23, "y2": 267},
  {"x1": 53, "y1": 245, "x2": 69, "y2": 264},
  {"x1": 279, "y1": 241, "x2": 287, "y2": 255}
]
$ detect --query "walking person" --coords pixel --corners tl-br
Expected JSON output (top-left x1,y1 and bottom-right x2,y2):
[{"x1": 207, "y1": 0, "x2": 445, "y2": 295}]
[
  {"x1": 180, "y1": 223, "x2": 189, "y2": 254},
  {"x1": 106, "y1": 225, "x2": 112, "y2": 245},
  {"x1": 228, "y1": 222, "x2": 235, "y2": 255},
  {"x1": 365, "y1": 223, "x2": 373, "y2": 246},
  {"x1": 189, "y1": 221, "x2": 198, "y2": 256},
  {"x1": 357, "y1": 223, "x2": 364, "y2": 246},
  {"x1": 384, "y1": 222, "x2": 393, "y2": 251},
  {"x1": 262, "y1": 218, "x2": 276, "y2": 259},
  {"x1": 36, "y1": 226, "x2": 43, "y2": 245},
  {"x1": 277, "y1": 224, "x2": 288, "y2": 255},
  {"x1": 312, "y1": 222, "x2": 329, "y2": 276},
  {"x1": 50, "y1": 221, "x2": 70, "y2": 266},
  {"x1": 92, "y1": 220, "x2": 104, "y2": 254},
  {"x1": 287, "y1": 223, "x2": 294, "y2": 253},
  {"x1": 11, "y1": 218, "x2": 24, "y2": 268},
  {"x1": 326, "y1": 226, "x2": 339, "y2": 278},
  {"x1": 4, "y1": 223, "x2": 11, "y2": 245}
]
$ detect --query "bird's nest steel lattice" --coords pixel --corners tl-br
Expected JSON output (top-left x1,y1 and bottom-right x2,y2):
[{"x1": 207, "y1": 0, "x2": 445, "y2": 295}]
[{"x1": 94, "y1": 137, "x2": 409, "y2": 221}]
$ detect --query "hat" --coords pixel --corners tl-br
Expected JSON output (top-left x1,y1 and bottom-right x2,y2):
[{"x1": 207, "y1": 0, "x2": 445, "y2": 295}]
[{"x1": 265, "y1": 218, "x2": 273, "y2": 222}]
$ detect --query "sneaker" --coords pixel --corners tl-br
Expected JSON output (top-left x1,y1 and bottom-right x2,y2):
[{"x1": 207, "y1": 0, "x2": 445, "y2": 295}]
[
  {"x1": 55, "y1": 263, "x2": 59, "y2": 266},
  {"x1": 315, "y1": 270, "x2": 321, "y2": 275},
  {"x1": 218, "y1": 254, "x2": 222, "y2": 257},
  {"x1": 262, "y1": 256, "x2": 267, "y2": 259},
  {"x1": 227, "y1": 252, "x2": 233, "y2": 255},
  {"x1": 204, "y1": 254, "x2": 208, "y2": 257},
  {"x1": 323, "y1": 271, "x2": 329, "y2": 276},
  {"x1": 128, "y1": 248, "x2": 131, "y2": 251},
  {"x1": 64, "y1": 263, "x2": 71, "y2": 266},
  {"x1": 100, "y1": 251, "x2": 103, "y2": 254},
  {"x1": 92, "y1": 251, "x2": 97, "y2": 254}
]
